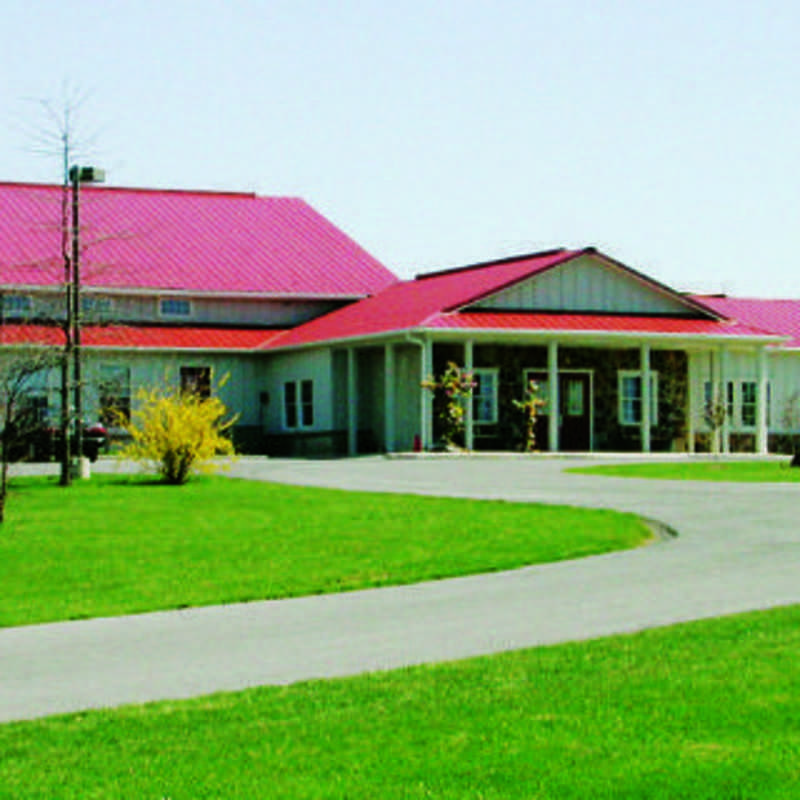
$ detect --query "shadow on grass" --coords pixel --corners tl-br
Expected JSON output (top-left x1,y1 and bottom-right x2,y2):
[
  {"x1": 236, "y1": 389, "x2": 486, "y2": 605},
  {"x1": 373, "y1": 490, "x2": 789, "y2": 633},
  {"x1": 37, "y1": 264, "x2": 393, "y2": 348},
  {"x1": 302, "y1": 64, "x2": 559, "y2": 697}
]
[{"x1": 8, "y1": 474, "x2": 179, "y2": 492}]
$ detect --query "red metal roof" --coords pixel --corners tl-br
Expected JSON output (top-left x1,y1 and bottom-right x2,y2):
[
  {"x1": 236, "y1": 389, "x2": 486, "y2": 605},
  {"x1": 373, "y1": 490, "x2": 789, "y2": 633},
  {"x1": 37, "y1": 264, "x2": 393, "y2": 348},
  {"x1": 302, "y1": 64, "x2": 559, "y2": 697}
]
[
  {"x1": 428, "y1": 312, "x2": 777, "y2": 338},
  {"x1": 0, "y1": 182, "x2": 397, "y2": 297},
  {"x1": 0, "y1": 324, "x2": 285, "y2": 350},
  {"x1": 690, "y1": 296, "x2": 800, "y2": 348},
  {"x1": 268, "y1": 249, "x2": 775, "y2": 349},
  {"x1": 267, "y1": 249, "x2": 584, "y2": 348}
]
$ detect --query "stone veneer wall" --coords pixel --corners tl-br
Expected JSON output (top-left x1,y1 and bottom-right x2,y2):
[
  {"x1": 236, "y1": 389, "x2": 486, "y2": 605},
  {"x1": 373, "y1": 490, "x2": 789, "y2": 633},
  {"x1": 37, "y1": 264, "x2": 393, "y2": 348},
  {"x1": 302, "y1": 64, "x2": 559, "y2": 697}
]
[{"x1": 431, "y1": 343, "x2": 688, "y2": 452}]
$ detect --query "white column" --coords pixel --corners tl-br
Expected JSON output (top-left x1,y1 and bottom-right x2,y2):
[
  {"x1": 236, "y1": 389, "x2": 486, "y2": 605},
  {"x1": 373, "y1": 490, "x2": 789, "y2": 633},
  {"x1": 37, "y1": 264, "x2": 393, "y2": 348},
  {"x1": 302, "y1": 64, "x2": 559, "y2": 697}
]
[
  {"x1": 720, "y1": 346, "x2": 730, "y2": 453},
  {"x1": 686, "y1": 352, "x2": 696, "y2": 453},
  {"x1": 421, "y1": 338, "x2": 434, "y2": 450},
  {"x1": 712, "y1": 348, "x2": 722, "y2": 454},
  {"x1": 547, "y1": 341, "x2": 559, "y2": 452},
  {"x1": 640, "y1": 343, "x2": 651, "y2": 453},
  {"x1": 756, "y1": 346, "x2": 769, "y2": 454},
  {"x1": 347, "y1": 348, "x2": 358, "y2": 456},
  {"x1": 384, "y1": 344, "x2": 395, "y2": 453},
  {"x1": 464, "y1": 340, "x2": 474, "y2": 451}
]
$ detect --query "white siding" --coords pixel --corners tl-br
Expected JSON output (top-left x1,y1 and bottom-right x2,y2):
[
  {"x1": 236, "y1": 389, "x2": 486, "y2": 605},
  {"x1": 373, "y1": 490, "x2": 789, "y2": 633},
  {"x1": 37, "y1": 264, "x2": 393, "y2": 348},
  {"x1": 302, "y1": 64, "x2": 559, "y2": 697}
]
[
  {"x1": 7, "y1": 351, "x2": 264, "y2": 428},
  {"x1": 766, "y1": 351, "x2": 800, "y2": 432},
  {"x1": 689, "y1": 348, "x2": 800, "y2": 434},
  {"x1": 473, "y1": 255, "x2": 693, "y2": 315},
  {"x1": 86, "y1": 352, "x2": 263, "y2": 425},
  {"x1": 261, "y1": 349, "x2": 333, "y2": 433},
  {"x1": 13, "y1": 288, "x2": 343, "y2": 327}
]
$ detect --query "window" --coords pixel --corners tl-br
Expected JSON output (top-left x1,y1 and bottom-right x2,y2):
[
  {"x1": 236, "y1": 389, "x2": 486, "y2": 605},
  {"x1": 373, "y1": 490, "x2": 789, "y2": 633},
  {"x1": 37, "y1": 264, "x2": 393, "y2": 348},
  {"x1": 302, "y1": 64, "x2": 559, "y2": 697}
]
[
  {"x1": 99, "y1": 364, "x2": 131, "y2": 425},
  {"x1": 618, "y1": 371, "x2": 658, "y2": 426},
  {"x1": 703, "y1": 380, "x2": 770, "y2": 428},
  {"x1": 81, "y1": 296, "x2": 113, "y2": 317},
  {"x1": 284, "y1": 380, "x2": 313, "y2": 429},
  {"x1": 565, "y1": 378, "x2": 585, "y2": 417},
  {"x1": 21, "y1": 392, "x2": 49, "y2": 424},
  {"x1": 159, "y1": 297, "x2": 192, "y2": 317},
  {"x1": 741, "y1": 382, "x2": 757, "y2": 427},
  {"x1": 472, "y1": 369, "x2": 498, "y2": 424},
  {"x1": 180, "y1": 366, "x2": 211, "y2": 398},
  {"x1": 2, "y1": 294, "x2": 32, "y2": 317}
]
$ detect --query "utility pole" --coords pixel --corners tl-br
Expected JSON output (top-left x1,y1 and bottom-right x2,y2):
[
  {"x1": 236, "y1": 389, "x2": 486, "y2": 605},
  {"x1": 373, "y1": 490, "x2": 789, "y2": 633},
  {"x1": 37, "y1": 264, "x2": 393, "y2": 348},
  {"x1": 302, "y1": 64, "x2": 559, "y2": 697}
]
[{"x1": 67, "y1": 165, "x2": 105, "y2": 479}]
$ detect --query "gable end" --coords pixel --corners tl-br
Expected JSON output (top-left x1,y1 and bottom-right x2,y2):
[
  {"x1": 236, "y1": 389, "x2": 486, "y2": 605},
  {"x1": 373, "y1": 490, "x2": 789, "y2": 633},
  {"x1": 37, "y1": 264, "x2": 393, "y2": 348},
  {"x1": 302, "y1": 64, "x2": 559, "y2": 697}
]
[{"x1": 470, "y1": 253, "x2": 714, "y2": 317}]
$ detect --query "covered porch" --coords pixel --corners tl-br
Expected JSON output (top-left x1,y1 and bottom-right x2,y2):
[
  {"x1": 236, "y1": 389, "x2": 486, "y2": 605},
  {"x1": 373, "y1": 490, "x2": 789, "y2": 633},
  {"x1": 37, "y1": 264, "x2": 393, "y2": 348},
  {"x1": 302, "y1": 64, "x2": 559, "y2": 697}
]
[{"x1": 338, "y1": 333, "x2": 772, "y2": 456}]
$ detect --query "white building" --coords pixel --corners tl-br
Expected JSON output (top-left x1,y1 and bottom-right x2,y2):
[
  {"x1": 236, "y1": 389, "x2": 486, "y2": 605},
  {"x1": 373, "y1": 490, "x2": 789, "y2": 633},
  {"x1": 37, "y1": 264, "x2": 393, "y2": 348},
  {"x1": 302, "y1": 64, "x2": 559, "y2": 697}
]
[{"x1": 2, "y1": 182, "x2": 799, "y2": 456}]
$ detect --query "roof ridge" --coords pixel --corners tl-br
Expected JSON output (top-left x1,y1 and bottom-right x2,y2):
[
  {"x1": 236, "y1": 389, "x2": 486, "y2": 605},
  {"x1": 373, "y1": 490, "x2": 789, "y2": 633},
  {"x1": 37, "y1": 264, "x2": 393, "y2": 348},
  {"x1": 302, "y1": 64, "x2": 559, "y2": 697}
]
[
  {"x1": 414, "y1": 247, "x2": 579, "y2": 281},
  {"x1": 693, "y1": 294, "x2": 800, "y2": 303},
  {"x1": 0, "y1": 180, "x2": 302, "y2": 201}
]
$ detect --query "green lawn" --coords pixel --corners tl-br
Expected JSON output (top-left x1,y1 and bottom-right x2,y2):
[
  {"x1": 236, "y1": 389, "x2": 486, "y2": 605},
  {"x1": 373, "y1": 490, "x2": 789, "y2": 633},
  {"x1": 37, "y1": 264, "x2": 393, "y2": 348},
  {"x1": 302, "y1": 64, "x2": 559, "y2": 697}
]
[
  {"x1": 0, "y1": 475, "x2": 650, "y2": 627},
  {"x1": 1, "y1": 604, "x2": 798, "y2": 798},
  {"x1": 570, "y1": 459, "x2": 800, "y2": 482}
]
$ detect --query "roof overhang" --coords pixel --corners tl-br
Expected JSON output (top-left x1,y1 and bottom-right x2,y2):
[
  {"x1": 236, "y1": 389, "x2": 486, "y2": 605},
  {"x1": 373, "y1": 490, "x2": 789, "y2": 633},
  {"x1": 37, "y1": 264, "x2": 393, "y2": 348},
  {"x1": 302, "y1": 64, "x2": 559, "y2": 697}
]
[
  {"x1": 0, "y1": 324, "x2": 286, "y2": 353},
  {"x1": 2, "y1": 284, "x2": 371, "y2": 303},
  {"x1": 263, "y1": 324, "x2": 787, "y2": 354}
]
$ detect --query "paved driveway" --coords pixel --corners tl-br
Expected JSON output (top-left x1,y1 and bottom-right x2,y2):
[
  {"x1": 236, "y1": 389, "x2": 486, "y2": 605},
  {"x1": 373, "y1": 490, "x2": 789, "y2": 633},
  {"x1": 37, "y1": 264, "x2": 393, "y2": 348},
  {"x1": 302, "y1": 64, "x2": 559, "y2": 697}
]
[{"x1": 1, "y1": 455, "x2": 799, "y2": 723}]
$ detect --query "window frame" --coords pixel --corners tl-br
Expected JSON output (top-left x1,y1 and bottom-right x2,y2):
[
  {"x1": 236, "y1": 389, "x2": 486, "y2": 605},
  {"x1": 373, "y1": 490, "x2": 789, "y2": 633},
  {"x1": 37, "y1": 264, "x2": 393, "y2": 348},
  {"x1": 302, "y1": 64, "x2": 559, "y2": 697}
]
[
  {"x1": 740, "y1": 381, "x2": 757, "y2": 428},
  {"x1": 180, "y1": 366, "x2": 212, "y2": 398},
  {"x1": 472, "y1": 368, "x2": 499, "y2": 425},
  {"x1": 283, "y1": 379, "x2": 314, "y2": 430},
  {"x1": 618, "y1": 370, "x2": 659, "y2": 426},
  {"x1": 21, "y1": 391, "x2": 49, "y2": 425},
  {"x1": 81, "y1": 295, "x2": 113, "y2": 317},
  {"x1": 98, "y1": 363, "x2": 132, "y2": 426},
  {"x1": 3, "y1": 294, "x2": 33, "y2": 316},
  {"x1": 159, "y1": 297, "x2": 193, "y2": 319},
  {"x1": 702, "y1": 379, "x2": 770, "y2": 430}
]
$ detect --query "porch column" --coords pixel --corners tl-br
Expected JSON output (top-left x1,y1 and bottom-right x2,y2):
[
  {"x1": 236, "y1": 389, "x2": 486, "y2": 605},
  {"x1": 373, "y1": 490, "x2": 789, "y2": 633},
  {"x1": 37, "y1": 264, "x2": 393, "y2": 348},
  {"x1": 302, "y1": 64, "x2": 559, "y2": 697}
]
[
  {"x1": 420, "y1": 338, "x2": 434, "y2": 450},
  {"x1": 720, "y1": 346, "x2": 731, "y2": 454},
  {"x1": 347, "y1": 347, "x2": 358, "y2": 456},
  {"x1": 640, "y1": 343, "x2": 651, "y2": 453},
  {"x1": 464, "y1": 340, "x2": 474, "y2": 450},
  {"x1": 547, "y1": 341, "x2": 559, "y2": 452},
  {"x1": 756, "y1": 345, "x2": 769, "y2": 454},
  {"x1": 384, "y1": 343, "x2": 395, "y2": 453},
  {"x1": 712, "y1": 348, "x2": 722, "y2": 454},
  {"x1": 686, "y1": 352, "x2": 696, "y2": 453}
]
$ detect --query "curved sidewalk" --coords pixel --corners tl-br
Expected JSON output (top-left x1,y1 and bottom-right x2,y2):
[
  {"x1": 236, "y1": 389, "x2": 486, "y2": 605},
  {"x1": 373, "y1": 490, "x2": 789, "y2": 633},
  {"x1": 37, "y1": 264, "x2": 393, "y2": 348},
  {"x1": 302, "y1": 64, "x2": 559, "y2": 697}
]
[{"x1": 2, "y1": 456, "x2": 799, "y2": 723}]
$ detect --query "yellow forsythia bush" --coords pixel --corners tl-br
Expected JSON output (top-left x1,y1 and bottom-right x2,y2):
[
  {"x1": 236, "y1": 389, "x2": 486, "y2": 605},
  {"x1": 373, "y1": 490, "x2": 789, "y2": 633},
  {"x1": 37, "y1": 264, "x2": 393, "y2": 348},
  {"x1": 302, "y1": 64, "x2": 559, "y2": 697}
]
[{"x1": 120, "y1": 380, "x2": 237, "y2": 484}]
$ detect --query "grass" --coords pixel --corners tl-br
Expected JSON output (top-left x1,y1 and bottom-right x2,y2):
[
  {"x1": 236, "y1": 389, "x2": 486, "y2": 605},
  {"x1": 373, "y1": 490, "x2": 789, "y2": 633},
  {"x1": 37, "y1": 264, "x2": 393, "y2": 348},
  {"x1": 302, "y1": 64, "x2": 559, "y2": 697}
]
[
  {"x1": 569, "y1": 459, "x2": 800, "y2": 482},
  {"x1": 1, "y1": 604, "x2": 798, "y2": 798},
  {"x1": 0, "y1": 475, "x2": 650, "y2": 627}
]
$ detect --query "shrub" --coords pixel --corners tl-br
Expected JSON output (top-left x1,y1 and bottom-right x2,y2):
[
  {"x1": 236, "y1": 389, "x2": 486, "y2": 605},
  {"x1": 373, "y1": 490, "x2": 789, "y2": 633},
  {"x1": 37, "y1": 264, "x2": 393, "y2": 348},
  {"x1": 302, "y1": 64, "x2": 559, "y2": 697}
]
[
  {"x1": 421, "y1": 362, "x2": 475, "y2": 449},
  {"x1": 119, "y1": 379, "x2": 237, "y2": 484},
  {"x1": 512, "y1": 379, "x2": 545, "y2": 452}
]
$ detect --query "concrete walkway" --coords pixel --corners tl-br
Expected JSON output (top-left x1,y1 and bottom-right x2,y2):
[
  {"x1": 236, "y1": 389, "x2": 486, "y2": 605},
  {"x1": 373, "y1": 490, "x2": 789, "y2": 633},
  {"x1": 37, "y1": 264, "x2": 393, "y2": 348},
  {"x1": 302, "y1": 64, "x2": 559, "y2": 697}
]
[{"x1": 2, "y1": 455, "x2": 799, "y2": 723}]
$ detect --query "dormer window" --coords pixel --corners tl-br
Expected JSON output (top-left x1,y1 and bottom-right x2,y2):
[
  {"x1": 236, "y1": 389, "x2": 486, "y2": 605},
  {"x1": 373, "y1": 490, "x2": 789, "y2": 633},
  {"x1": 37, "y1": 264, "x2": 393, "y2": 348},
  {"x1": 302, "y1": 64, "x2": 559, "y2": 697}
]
[{"x1": 159, "y1": 297, "x2": 192, "y2": 318}]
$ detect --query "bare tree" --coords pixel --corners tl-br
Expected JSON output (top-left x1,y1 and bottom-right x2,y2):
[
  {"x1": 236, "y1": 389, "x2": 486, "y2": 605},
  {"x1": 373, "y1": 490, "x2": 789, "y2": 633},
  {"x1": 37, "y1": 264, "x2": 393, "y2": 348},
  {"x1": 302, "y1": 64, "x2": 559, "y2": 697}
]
[
  {"x1": 0, "y1": 347, "x2": 59, "y2": 523},
  {"x1": 12, "y1": 87, "x2": 102, "y2": 485}
]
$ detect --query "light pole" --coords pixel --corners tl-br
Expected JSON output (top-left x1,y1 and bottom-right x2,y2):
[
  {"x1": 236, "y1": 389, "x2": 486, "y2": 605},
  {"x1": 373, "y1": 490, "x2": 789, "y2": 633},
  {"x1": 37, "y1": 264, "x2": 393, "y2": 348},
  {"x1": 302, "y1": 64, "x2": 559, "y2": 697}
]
[{"x1": 68, "y1": 165, "x2": 105, "y2": 477}]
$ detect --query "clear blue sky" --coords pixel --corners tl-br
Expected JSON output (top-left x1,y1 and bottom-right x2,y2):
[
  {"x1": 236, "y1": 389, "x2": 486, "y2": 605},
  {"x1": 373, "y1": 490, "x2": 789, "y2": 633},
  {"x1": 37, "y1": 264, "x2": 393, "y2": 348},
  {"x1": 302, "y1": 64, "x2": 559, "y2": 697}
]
[{"x1": 2, "y1": 0, "x2": 799, "y2": 296}]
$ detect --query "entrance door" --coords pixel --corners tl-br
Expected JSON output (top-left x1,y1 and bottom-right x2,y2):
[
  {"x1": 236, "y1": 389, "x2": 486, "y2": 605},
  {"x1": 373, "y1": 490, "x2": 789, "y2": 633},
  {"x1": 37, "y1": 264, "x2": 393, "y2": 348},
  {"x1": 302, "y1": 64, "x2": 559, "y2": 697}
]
[{"x1": 528, "y1": 372, "x2": 592, "y2": 452}]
